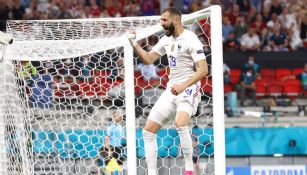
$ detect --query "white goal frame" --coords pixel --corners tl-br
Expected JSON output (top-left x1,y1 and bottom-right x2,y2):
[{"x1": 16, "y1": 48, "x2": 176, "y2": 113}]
[
  {"x1": 1, "y1": 5, "x2": 225, "y2": 175},
  {"x1": 210, "y1": 5, "x2": 226, "y2": 175}
]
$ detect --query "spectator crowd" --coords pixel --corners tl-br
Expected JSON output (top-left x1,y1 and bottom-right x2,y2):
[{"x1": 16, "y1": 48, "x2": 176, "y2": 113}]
[
  {"x1": 1, "y1": 0, "x2": 307, "y2": 51},
  {"x1": 222, "y1": 0, "x2": 307, "y2": 51},
  {"x1": 2, "y1": 0, "x2": 307, "y2": 109}
]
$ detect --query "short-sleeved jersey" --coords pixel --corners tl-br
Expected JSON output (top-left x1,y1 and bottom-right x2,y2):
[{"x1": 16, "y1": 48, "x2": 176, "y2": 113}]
[{"x1": 152, "y1": 29, "x2": 206, "y2": 87}]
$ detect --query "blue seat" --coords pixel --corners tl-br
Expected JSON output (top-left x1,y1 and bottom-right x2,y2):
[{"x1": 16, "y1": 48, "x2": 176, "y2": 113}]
[
  {"x1": 28, "y1": 74, "x2": 53, "y2": 109},
  {"x1": 86, "y1": 144, "x2": 97, "y2": 158},
  {"x1": 158, "y1": 129, "x2": 179, "y2": 157},
  {"x1": 198, "y1": 128, "x2": 213, "y2": 157},
  {"x1": 32, "y1": 130, "x2": 54, "y2": 154},
  {"x1": 136, "y1": 129, "x2": 145, "y2": 158},
  {"x1": 168, "y1": 129, "x2": 179, "y2": 157},
  {"x1": 67, "y1": 130, "x2": 80, "y2": 143},
  {"x1": 74, "y1": 129, "x2": 104, "y2": 158},
  {"x1": 72, "y1": 130, "x2": 89, "y2": 158},
  {"x1": 157, "y1": 130, "x2": 168, "y2": 158},
  {"x1": 75, "y1": 143, "x2": 87, "y2": 158},
  {"x1": 136, "y1": 129, "x2": 181, "y2": 158},
  {"x1": 54, "y1": 131, "x2": 73, "y2": 158},
  {"x1": 53, "y1": 129, "x2": 105, "y2": 159},
  {"x1": 86, "y1": 129, "x2": 104, "y2": 148}
]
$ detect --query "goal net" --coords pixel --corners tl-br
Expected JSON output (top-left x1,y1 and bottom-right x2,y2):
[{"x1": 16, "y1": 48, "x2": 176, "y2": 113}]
[{"x1": 0, "y1": 5, "x2": 225, "y2": 175}]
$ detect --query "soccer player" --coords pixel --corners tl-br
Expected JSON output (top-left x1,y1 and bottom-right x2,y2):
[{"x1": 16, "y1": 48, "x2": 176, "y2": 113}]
[{"x1": 128, "y1": 7, "x2": 208, "y2": 175}]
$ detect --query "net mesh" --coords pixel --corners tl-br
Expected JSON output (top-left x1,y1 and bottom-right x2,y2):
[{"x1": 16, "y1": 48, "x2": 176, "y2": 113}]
[{"x1": 0, "y1": 8, "x2": 216, "y2": 175}]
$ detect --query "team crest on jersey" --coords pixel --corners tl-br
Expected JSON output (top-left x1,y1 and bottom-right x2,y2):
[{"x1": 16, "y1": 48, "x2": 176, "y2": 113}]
[
  {"x1": 171, "y1": 44, "x2": 175, "y2": 52},
  {"x1": 178, "y1": 44, "x2": 182, "y2": 50}
]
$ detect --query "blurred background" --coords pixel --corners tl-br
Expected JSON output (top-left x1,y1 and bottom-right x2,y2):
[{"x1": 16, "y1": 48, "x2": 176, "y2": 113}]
[{"x1": 1, "y1": 0, "x2": 307, "y2": 175}]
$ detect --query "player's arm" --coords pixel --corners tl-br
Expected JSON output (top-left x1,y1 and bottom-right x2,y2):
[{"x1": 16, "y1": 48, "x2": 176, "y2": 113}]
[
  {"x1": 127, "y1": 32, "x2": 161, "y2": 65},
  {"x1": 171, "y1": 60, "x2": 208, "y2": 95},
  {"x1": 132, "y1": 44, "x2": 161, "y2": 65},
  {"x1": 185, "y1": 60, "x2": 208, "y2": 87}
]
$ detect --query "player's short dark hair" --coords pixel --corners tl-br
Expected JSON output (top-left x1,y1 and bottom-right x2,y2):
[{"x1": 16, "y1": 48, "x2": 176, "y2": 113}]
[{"x1": 162, "y1": 7, "x2": 182, "y2": 20}]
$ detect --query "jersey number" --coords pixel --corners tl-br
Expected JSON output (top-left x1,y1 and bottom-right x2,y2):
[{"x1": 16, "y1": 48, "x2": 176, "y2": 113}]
[
  {"x1": 185, "y1": 88, "x2": 192, "y2": 95},
  {"x1": 169, "y1": 55, "x2": 176, "y2": 67}
]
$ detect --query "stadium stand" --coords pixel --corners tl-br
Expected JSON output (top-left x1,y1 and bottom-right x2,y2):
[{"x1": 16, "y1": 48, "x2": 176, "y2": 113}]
[{"x1": 1, "y1": 1, "x2": 307, "y2": 174}]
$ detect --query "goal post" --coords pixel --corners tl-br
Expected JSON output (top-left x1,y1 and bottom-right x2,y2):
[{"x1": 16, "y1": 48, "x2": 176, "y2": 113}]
[
  {"x1": 1, "y1": 5, "x2": 225, "y2": 175},
  {"x1": 124, "y1": 43, "x2": 137, "y2": 175},
  {"x1": 211, "y1": 5, "x2": 226, "y2": 175}
]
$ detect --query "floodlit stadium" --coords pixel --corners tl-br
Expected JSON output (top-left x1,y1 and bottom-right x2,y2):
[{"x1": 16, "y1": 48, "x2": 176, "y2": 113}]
[{"x1": 0, "y1": 0, "x2": 307, "y2": 175}]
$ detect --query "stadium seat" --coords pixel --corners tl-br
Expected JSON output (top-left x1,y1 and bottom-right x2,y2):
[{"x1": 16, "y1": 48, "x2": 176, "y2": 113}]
[
  {"x1": 136, "y1": 129, "x2": 145, "y2": 158},
  {"x1": 267, "y1": 84, "x2": 283, "y2": 97},
  {"x1": 198, "y1": 128, "x2": 213, "y2": 157},
  {"x1": 92, "y1": 82, "x2": 106, "y2": 97},
  {"x1": 80, "y1": 82, "x2": 95, "y2": 97},
  {"x1": 94, "y1": 69, "x2": 110, "y2": 77},
  {"x1": 224, "y1": 84, "x2": 232, "y2": 94},
  {"x1": 168, "y1": 130, "x2": 179, "y2": 158},
  {"x1": 264, "y1": 78, "x2": 283, "y2": 97},
  {"x1": 157, "y1": 68, "x2": 169, "y2": 88},
  {"x1": 283, "y1": 79, "x2": 301, "y2": 87},
  {"x1": 53, "y1": 82, "x2": 69, "y2": 99},
  {"x1": 275, "y1": 68, "x2": 292, "y2": 80},
  {"x1": 255, "y1": 79, "x2": 267, "y2": 98},
  {"x1": 201, "y1": 78, "x2": 212, "y2": 94},
  {"x1": 74, "y1": 142, "x2": 87, "y2": 158},
  {"x1": 283, "y1": 85, "x2": 300, "y2": 99},
  {"x1": 260, "y1": 68, "x2": 275, "y2": 79},
  {"x1": 135, "y1": 72, "x2": 146, "y2": 86},
  {"x1": 136, "y1": 129, "x2": 180, "y2": 158},
  {"x1": 157, "y1": 130, "x2": 171, "y2": 158},
  {"x1": 230, "y1": 69, "x2": 241, "y2": 85},
  {"x1": 262, "y1": 77, "x2": 277, "y2": 85},
  {"x1": 88, "y1": 130, "x2": 104, "y2": 147},
  {"x1": 292, "y1": 68, "x2": 304, "y2": 76},
  {"x1": 92, "y1": 78, "x2": 111, "y2": 97},
  {"x1": 32, "y1": 130, "x2": 54, "y2": 154},
  {"x1": 53, "y1": 77, "x2": 83, "y2": 99},
  {"x1": 282, "y1": 79, "x2": 302, "y2": 99},
  {"x1": 54, "y1": 131, "x2": 72, "y2": 158}
]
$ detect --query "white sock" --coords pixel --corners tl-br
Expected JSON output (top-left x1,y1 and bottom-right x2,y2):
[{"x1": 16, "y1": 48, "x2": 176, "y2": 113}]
[
  {"x1": 177, "y1": 126, "x2": 193, "y2": 171},
  {"x1": 142, "y1": 130, "x2": 157, "y2": 175}
]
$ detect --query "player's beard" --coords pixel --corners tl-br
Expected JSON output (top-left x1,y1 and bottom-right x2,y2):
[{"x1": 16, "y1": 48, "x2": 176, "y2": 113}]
[{"x1": 164, "y1": 22, "x2": 175, "y2": 37}]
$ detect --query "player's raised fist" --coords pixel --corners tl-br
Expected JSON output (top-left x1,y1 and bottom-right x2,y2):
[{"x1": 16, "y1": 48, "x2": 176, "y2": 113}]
[
  {"x1": 127, "y1": 31, "x2": 137, "y2": 47},
  {"x1": 127, "y1": 31, "x2": 136, "y2": 39}
]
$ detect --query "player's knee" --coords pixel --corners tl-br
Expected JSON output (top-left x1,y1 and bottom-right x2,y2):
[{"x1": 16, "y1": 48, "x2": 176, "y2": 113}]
[
  {"x1": 176, "y1": 126, "x2": 189, "y2": 133},
  {"x1": 175, "y1": 111, "x2": 192, "y2": 128},
  {"x1": 175, "y1": 121, "x2": 189, "y2": 128},
  {"x1": 142, "y1": 129, "x2": 156, "y2": 139},
  {"x1": 144, "y1": 120, "x2": 161, "y2": 133},
  {"x1": 175, "y1": 117, "x2": 190, "y2": 128}
]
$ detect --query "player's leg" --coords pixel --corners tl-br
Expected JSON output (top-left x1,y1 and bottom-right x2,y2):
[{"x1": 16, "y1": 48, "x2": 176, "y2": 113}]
[
  {"x1": 175, "y1": 111, "x2": 194, "y2": 174},
  {"x1": 193, "y1": 157, "x2": 200, "y2": 175},
  {"x1": 176, "y1": 84, "x2": 201, "y2": 175},
  {"x1": 143, "y1": 90, "x2": 176, "y2": 175},
  {"x1": 143, "y1": 119, "x2": 161, "y2": 175}
]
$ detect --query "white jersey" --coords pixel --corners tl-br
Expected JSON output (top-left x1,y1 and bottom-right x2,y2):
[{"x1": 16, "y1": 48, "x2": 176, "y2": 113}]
[{"x1": 152, "y1": 29, "x2": 206, "y2": 87}]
